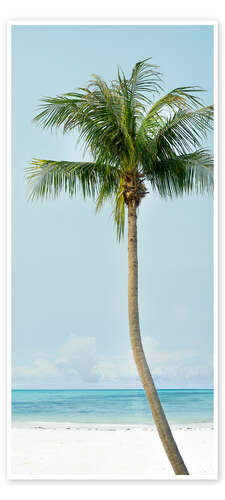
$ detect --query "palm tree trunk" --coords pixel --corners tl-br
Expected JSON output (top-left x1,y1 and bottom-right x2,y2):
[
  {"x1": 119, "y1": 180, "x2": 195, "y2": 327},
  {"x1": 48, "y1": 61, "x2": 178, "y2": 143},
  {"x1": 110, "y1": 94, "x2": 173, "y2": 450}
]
[{"x1": 127, "y1": 202, "x2": 189, "y2": 475}]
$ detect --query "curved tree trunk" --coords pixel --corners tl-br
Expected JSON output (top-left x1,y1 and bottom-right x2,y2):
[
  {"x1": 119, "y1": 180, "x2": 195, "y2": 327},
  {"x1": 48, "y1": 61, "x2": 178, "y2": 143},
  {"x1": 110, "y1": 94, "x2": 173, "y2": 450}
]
[{"x1": 127, "y1": 202, "x2": 189, "y2": 475}]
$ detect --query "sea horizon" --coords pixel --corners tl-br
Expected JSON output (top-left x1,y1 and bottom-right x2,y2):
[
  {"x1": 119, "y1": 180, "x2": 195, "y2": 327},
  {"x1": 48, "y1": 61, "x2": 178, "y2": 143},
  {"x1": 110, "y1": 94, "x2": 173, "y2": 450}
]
[
  {"x1": 12, "y1": 387, "x2": 213, "y2": 390},
  {"x1": 12, "y1": 388, "x2": 214, "y2": 426}
]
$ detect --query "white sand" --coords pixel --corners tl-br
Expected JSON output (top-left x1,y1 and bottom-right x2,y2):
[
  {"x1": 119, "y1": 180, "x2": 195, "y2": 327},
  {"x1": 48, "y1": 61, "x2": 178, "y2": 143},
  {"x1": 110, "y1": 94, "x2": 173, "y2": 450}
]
[{"x1": 9, "y1": 422, "x2": 217, "y2": 479}]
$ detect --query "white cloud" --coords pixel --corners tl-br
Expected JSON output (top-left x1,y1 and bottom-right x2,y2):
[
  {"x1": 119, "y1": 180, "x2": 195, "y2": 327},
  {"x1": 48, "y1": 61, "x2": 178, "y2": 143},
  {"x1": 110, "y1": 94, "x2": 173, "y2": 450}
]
[
  {"x1": 55, "y1": 335, "x2": 98, "y2": 382},
  {"x1": 14, "y1": 358, "x2": 61, "y2": 378},
  {"x1": 13, "y1": 333, "x2": 213, "y2": 388}
]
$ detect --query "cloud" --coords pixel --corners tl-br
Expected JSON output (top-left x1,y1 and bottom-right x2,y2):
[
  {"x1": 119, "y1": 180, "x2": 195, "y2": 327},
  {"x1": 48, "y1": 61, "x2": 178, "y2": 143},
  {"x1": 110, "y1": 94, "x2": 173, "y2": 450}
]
[
  {"x1": 14, "y1": 359, "x2": 61, "y2": 378},
  {"x1": 55, "y1": 335, "x2": 98, "y2": 382},
  {"x1": 13, "y1": 334, "x2": 98, "y2": 384},
  {"x1": 13, "y1": 333, "x2": 213, "y2": 388}
]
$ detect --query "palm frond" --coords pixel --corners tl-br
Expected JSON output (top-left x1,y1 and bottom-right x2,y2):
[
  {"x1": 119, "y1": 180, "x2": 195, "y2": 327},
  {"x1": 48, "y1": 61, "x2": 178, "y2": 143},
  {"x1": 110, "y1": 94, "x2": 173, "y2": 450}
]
[
  {"x1": 33, "y1": 94, "x2": 82, "y2": 133},
  {"x1": 76, "y1": 78, "x2": 130, "y2": 163},
  {"x1": 33, "y1": 80, "x2": 132, "y2": 166},
  {"x1": 144, "y1": 149, "x2": 213, "y2": 198},
  {"x1": 136, "y1": 86, "x2": 205, "y2": 141},
  {"x1": 146, "y1": 105, "x2": 214, "y2": 162},
  {"x1": 147, "y1": 86, "x2": 203, "y2": 114},
  {"x1": 129, "y1": 58, "x2": 163, "y2": 105},
  {"x1": 113, "y1": 59, "x2": 163, "y2": 145},
  {"x1": 26, "y1": 159, "x2": 119, "y2": 201}
]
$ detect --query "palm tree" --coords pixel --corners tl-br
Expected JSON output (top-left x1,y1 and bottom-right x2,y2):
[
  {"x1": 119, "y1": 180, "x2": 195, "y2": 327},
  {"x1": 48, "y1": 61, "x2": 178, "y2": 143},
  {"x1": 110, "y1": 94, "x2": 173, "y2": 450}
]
[{"x1": 26, "y1": 59, "x2": 213, "y2": 475}]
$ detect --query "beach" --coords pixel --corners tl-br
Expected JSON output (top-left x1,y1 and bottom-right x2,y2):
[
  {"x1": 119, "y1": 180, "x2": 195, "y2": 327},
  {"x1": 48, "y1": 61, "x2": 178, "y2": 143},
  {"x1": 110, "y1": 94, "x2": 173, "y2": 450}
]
[
  {"x1": 10, "y1": 422, "x2": 216, "y2": 479},
  {"x1": 10, "y1": 389, "x2": 216, "y2": 478}
]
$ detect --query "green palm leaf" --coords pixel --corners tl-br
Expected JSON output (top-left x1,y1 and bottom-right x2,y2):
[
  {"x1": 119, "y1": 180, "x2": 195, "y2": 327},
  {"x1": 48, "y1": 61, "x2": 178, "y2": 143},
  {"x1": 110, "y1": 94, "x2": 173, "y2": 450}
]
[
  {"x1": 33, "y1": 94, "x2": 82, "y2": 132},
  {"x1": 136, "y1": 86, "x2": 205, "y2": 140},
  {"x1": 128, "y1": 58, "x2": 163, "y2": 104},
  {"x1": 139, "y1": 105, "x2": 213, "y2": 163},
  {"x1": 26, "y1": 159, "x2": 120, "y2": 201},
  {"x1": 146, "y1": 150, "x2": 213, "y2": 197}
]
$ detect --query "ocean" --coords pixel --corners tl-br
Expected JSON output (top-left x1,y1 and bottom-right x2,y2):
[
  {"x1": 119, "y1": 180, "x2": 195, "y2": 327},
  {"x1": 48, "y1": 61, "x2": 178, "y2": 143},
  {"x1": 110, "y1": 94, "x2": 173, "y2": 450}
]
[{"x1": 12, "y1": 389, "x2": 213, "y2": 425}]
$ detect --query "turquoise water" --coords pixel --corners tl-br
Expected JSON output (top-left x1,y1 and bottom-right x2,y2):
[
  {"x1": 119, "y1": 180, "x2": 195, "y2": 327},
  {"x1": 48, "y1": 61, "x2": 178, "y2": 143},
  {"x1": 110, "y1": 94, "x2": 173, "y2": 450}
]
[{"x1": 12, "y1": 389, "x2": 213, "y2": 425}]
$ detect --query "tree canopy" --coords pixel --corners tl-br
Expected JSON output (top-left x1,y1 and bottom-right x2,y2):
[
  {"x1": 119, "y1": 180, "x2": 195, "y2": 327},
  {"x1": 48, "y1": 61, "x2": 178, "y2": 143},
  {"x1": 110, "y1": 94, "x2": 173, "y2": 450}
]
[{"x1": 26, "y1": 58, "x2": 213, "y2": 239}]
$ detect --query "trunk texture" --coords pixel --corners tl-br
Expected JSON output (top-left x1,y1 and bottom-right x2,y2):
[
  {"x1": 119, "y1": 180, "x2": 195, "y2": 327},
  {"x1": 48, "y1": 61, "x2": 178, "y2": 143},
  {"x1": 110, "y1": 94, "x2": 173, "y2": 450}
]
[{"x1": 127, "y1": 202, "x2": 189, "y2": 475}]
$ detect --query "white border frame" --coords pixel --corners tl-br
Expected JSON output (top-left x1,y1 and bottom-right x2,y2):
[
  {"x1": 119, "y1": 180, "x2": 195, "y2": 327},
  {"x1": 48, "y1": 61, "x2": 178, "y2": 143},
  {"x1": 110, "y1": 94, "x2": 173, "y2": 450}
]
[{"x1": 6, "y1": 20, "x2": 218, "y2": 481}]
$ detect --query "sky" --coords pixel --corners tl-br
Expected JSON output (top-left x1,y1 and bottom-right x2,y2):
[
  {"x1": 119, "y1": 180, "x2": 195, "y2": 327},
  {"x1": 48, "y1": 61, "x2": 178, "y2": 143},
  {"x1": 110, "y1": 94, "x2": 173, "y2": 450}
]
[{"x1": 11, "y1": 24, "x2": 214, "y2": 389}]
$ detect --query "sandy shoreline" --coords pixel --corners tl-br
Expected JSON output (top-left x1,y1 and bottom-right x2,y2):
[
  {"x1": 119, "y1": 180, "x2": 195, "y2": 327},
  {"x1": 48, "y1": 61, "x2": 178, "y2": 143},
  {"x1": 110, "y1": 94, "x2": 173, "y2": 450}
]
[{"x1": 10, "y1": 422, "x2": 217, "y2": 479}]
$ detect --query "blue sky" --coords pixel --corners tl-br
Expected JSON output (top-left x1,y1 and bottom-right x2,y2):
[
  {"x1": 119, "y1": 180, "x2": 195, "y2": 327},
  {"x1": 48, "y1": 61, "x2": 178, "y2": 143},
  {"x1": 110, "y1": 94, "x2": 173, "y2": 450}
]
[{"x1": 11, "y1": 24, "x2": 214, "y2": 389}]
